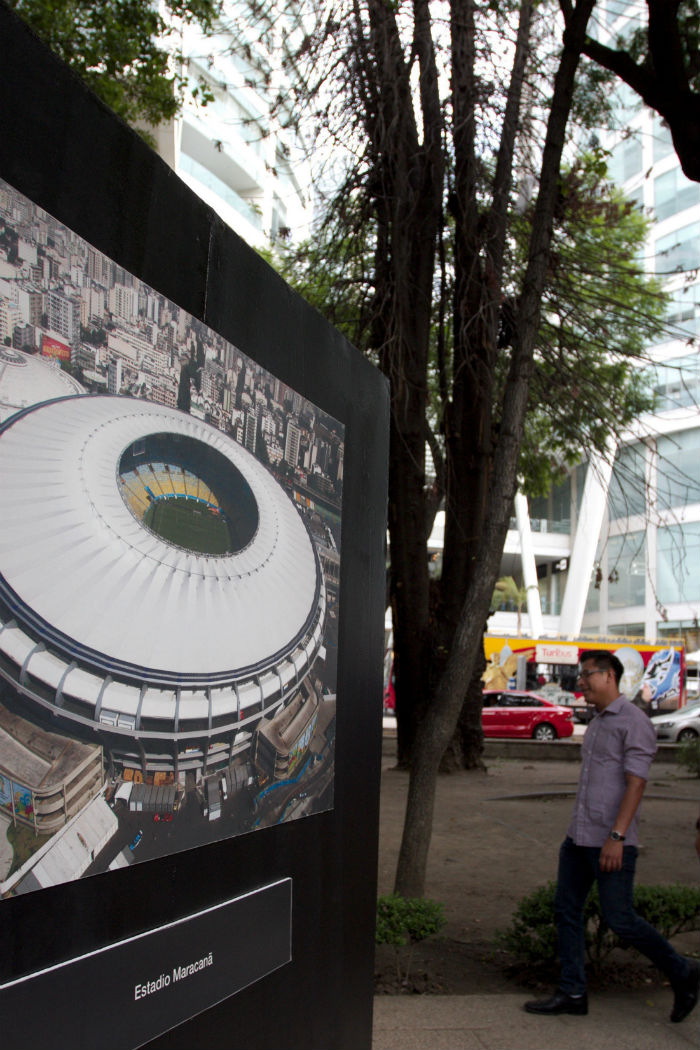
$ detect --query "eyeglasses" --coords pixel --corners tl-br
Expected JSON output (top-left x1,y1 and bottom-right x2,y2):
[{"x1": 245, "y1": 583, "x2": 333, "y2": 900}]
[{"x1": 578, "y1": 669, "x2": 606, "y2": 680}]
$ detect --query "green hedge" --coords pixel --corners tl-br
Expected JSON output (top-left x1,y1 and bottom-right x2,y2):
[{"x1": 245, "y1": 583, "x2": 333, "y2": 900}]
[
  {"x1": 376, "y1": 895, "x2": 445, "y2": 947},
  {"x1": 376, "y1": 895, "x2": 446, "y2": 984},
  {"x1": 677, "y1": 736, "x2": 700, "y2": 777},
  {"x1": 499, "y1": 882, "x2": 700, "y2": 973}
]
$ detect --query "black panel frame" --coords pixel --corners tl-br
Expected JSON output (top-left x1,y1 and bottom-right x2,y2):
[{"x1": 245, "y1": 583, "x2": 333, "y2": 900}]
[{"x1": 0, "y1": 7, "x2": 389, "y2": 1049}]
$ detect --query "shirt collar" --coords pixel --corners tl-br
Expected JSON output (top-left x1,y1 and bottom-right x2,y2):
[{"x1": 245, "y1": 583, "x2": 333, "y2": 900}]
[{"x1": 597, "y1": 693, "x2": 628, "y2": 717}]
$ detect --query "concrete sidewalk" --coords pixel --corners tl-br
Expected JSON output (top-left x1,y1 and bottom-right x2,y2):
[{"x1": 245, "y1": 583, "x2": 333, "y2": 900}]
[{"x1": 372, "y1": 991, "x2": 700, "y2": 1049}]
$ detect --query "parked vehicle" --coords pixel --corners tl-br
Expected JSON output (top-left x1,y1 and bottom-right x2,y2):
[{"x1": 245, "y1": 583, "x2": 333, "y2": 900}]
[
  {"x1": 482, "y1": 690, "x2": 575, "y2": 741},
  {"x1": 573, "y1": 705, "x2": 595, "y2": 725},
  {"x1": 650, "y1": 703, "x2": 700, "y2": 742},
  {"x1": 383, "y1": 665, "x2": 396, "y2": 712},
  {"x1": 536, "y1": 682, "x2": 577, "y2": 706},
  {"x1": 537, "y1": 682, "x2": 590, "y2": 723},
  {"x1": 153, "y1": 813, "x2": 173, "y2": 823}
]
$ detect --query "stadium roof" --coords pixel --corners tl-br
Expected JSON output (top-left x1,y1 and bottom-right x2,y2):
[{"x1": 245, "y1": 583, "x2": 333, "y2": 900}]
[
  {"x1": 0, "y1": 347, "x2": 83, "y2": 422},
  {"x1": 0, "y1": 396, "x2": 325, "y2": 736}
]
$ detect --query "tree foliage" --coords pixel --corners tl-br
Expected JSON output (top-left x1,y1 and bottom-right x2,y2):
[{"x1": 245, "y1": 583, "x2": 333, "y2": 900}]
[
  {"x1": 8, "y1": 0, "x2": 221, "y2": 129},
  {"x1": 271, "y1": 0, "x2": 609, "y2": 897},
  {"x1": 513, "y1": 152, "x2": 665, "y2": 495},
  {"x1": 491, "y1": 576, "x2": 528, "y2": 635},
  {"x1": 570, "y1": 0, "x2": 700, "y2": 182},
  {"x1": 279, "y1": 150, "x2": 665, "y2": 495},
  {"x1": 272, "y1": 0, "x2": 695, "y2": 898}
]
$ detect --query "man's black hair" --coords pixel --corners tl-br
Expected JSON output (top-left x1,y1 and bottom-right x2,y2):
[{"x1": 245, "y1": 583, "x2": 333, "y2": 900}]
[{"x1": 580, "y1": 650, "x2": 625, "y2": 687}]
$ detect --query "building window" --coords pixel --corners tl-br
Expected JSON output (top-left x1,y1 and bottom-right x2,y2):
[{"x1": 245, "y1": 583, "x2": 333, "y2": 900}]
[
  {"x1": 528, "y1": 476, "x2": 571, "y2": 534},
  {"x1": 230, "y1": 97, "x2": 265, "y2": 158},
  {"x1": 652, "y1": 354, "x2": 700, "y2": 409},
  {"x1": 657, "y1": 522, "x2": 700, "y2": 604},
  {"x1": 626, "y1": 184, "x2": 645, "y2": 211},
  {"x1": 607, "y1": 531, "x2": 646, "y2": 609},
  {"x1": 575, "y1": 462, "x2": 588, "y2": 515},
  {"x1": 605, "y1": 1, "x2": 636, "y2": 27},
  {"x1": 608, "y1": 442, "x2": 647, "y2": 520},
  {"x1": 609, "y1": 133, "x2": 642, "y2": 184},
  {"x1": 528, "y1": 492, "x2": 548, "y2": 527},
  {"x1": 179, "y1": 153, "x2": 263, "y2": 230},
  {"x1": 653, "y1": 116, "x2": 675, "y2": 164},
  {"x1": 551, "y1": 475, "x2": 571, "y2": 533},
  {"x1": 664, "y1": 287, "x2": 700, "y2": 340},
  {"x1": 656, "y1": 619, "x2": 700, "y2": 653},
  {"x1": 654, "y1": 168, "x2": 700, "y2": 223},
  {"x1": 656, "y1": 222, "x2": 700, "y2": 275},
  {"x1": 656, "y1": 430, "x2": 700, "y2": 509},
  {"x1": 608, "y1": 622, "x2": 645, "y2": 638},
  {"x1": 585, "y1": 564, "x2": 600, "y2": 614}
]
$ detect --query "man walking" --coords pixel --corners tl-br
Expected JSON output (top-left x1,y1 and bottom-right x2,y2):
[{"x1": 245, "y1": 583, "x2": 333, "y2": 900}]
[{"x1": 525, "y1": 649, "x2": 699, "y2": 1022}]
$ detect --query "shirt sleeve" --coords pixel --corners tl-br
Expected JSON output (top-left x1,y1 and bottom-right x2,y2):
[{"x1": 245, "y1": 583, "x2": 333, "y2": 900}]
[{"x1": 622, "y1": 707, "x2": 657, "y2": 780}]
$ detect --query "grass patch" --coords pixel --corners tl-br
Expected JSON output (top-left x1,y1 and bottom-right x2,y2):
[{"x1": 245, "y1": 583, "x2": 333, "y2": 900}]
[
  {"x1": 145, "y1": 498, "x2": 231, "y2": 554},
  {"x1": 6, "y1": 821, "x2": 52, "y2": 875}
]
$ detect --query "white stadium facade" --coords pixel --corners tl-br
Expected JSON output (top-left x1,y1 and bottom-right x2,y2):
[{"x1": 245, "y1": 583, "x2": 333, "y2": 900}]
[
  {"x1": 0, "y1": 346, "x2": 83, "y2": 422},
  {"x1": 0, "y1": 394, "x2": 326, "y2": 780}
]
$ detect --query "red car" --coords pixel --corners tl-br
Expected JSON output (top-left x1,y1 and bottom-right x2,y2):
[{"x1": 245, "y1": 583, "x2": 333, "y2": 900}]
[
  {"x1": 383, "y1": 663, "x2": 396, "y2": 712},
  {"x1": 482, "y1": 690, "x2": 574, "y2": 741}
]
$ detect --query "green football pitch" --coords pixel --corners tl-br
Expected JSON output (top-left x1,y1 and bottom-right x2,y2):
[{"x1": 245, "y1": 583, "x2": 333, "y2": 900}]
[{"x1": 144, "y1": 498, "x2": 231, "y2": 555}]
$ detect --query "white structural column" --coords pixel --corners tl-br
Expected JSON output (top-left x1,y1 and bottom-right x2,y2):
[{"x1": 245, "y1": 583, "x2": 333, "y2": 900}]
[
  {"x1": 559, "y1": 442, "x2": 617, "y2": 638},
  {"x1": 514, "y1": 491, "x2": 544, "y2": 636}
]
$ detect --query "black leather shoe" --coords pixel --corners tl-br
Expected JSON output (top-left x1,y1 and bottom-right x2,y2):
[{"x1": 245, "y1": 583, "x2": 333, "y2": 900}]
[
  {"x1": 671, "y1": 960, "x2": 700, "y2": 1023},
  {"x1": 524, "y1": 990, "x2": 588, "y2": 1015}
]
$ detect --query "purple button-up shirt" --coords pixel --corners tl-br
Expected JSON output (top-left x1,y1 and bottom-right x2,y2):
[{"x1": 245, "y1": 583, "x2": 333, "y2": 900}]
[{"x1": 567, "y1": 694, "x2": 657, "y2": 847}]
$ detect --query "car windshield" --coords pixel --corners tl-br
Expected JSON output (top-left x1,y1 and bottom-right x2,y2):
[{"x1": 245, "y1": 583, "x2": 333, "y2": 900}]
[{"x1": 654, "y1": 703, "x2": 700, "y2": 718}]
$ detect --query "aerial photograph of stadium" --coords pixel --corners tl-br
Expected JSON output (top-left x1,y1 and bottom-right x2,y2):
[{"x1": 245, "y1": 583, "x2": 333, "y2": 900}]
[{"x1": 0, "y1": 176, "x2": 342, "y2": 898}]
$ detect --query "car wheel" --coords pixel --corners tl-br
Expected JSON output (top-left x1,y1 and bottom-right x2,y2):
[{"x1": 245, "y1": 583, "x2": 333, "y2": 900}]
[
  {"x1": 678, "y1": 727, "x2": 698, "y2": 742},
  {"x1": 533, "y1": 723, "x2": 557, "y2": 742}
]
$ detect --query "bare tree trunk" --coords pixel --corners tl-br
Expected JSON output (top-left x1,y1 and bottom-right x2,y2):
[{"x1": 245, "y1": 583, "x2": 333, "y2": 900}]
[
  {"x1": 436, "y1": 0, "x2": 535, "y2": 770},
  {"x1": 394, "y1": 0, "x2": 596, "y2": 898},
  {"x1": 356, "y1": 0, "x2": 444, "y2": 767},
  {"x1": 439, "y1": 655, "x2": 486, "y2": 772}
]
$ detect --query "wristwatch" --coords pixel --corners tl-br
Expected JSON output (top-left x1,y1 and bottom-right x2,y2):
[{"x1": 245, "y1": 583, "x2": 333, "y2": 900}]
[{"x1": 609, "y1": 830, "x2": 626, "y2": 841}]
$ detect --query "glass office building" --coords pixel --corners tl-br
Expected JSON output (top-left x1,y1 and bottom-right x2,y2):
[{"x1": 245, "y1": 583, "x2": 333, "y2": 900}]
[
  {"x1": 489, "y1": 2, "x2": 700, "y2": 655},
  {"x1": 154, "y1": 1, "x2": 313, "y2": 249}
]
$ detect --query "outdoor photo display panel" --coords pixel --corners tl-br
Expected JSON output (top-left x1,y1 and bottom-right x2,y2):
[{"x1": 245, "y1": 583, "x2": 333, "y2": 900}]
[
  {"x1": 0, "y1": 9, "x2": 387, "y2": 1049},
  {"x1": 0, "y1": 173, "x2": 342, "y2": 898}
]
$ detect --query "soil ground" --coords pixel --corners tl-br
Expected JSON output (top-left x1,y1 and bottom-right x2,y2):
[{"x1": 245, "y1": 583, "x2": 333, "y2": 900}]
[{"x1": 374, "y1": 744, "x2": 699, "y2": 996}]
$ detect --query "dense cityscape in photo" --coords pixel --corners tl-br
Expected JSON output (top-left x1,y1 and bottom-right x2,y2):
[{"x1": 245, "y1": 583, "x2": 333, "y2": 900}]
[{"x1": 0, "y1": 176, "x2": 343, "y2": 502}]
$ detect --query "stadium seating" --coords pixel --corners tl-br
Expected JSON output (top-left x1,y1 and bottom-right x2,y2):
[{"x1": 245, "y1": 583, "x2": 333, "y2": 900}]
[
  {"x1": 152, "y1": 464, "x2": 175, "y2": 496},
  {"x1": 119, "y1": 462, "x2": 222, "y2": 516},
  {"x1": 118, "y1": 471, "x2": 150, "y2": 516}
]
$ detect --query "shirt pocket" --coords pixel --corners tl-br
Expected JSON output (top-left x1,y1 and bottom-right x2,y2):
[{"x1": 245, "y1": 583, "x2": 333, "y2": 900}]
[{"x1": 585, "y1": 788, "x2": 615, "y2": 826}]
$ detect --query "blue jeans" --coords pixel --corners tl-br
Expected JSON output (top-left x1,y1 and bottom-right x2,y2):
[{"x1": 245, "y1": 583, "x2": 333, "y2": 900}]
[{"x1": 554, "y1": 836, "x2": 690, "y2": 995}]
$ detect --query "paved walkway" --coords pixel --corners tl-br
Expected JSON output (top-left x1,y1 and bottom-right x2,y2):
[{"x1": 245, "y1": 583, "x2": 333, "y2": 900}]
[
  {"x1": 373, "y1": 728, "x2": 696, "y2": 1049},
  {"x1": 372, "y1": 990, "x2": 700, "y2": 1049}
]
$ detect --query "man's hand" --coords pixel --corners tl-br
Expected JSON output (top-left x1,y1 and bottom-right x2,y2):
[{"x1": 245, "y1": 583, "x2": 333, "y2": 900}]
[
  {"x1": 599, "y1": 837, "x2": 624, "y2": 872},
  {"x1": 599, "y1": 773, "x2": 647, "y2": 873}
]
